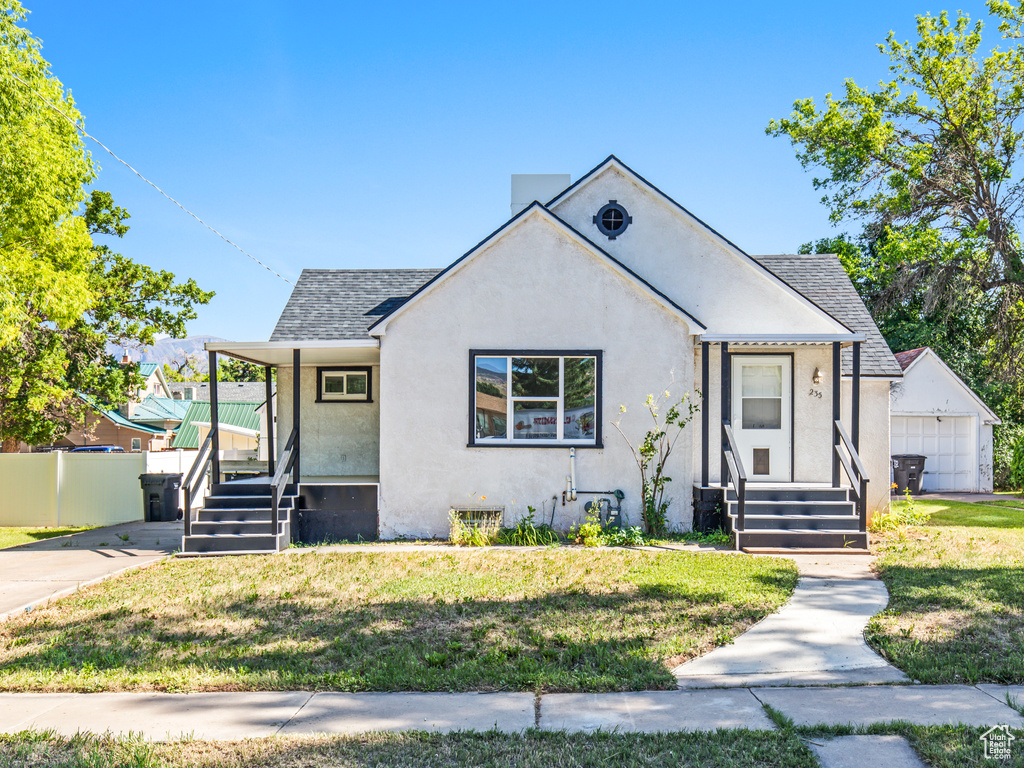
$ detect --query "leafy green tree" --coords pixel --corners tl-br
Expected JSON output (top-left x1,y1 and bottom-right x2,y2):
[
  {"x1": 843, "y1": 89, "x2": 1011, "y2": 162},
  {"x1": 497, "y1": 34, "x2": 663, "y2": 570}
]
[
  {"x1": 0, "y1": 2, "x2": 212, "y2": 450},
  {"x1": 217, "y1": 358, "x2": 270, "y2": 383},
  {"x1": 769, "y1": 1, "x2": 1024, "y2": 379}
]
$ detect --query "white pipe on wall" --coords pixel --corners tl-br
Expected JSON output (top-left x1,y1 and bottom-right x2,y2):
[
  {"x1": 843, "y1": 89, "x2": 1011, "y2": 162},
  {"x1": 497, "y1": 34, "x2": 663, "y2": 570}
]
[{"x1": 569, "y1": 447, "x2": 577, "y2": 501}]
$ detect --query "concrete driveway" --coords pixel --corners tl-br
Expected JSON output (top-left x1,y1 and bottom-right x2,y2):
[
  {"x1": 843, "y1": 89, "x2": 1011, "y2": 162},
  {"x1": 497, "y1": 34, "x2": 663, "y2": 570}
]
[{"x1": 0, "y1": 521, "x2": 179, "y2": 619}]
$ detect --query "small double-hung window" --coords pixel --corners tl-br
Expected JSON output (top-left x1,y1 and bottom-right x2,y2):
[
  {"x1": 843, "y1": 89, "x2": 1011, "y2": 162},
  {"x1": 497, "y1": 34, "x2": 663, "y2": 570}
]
[{"x1": 471, "y1": 351, "x2": 601, "y2": 446}]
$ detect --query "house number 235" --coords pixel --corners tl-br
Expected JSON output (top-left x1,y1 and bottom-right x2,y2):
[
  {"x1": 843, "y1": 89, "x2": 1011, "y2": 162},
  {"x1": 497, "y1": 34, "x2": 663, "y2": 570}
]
[{"x1": 808, "y1": 388, "x2": 823, "y2": 399}]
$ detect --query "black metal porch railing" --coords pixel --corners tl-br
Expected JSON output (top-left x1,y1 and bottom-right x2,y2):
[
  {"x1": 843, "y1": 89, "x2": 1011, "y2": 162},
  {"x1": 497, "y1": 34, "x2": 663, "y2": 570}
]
[
  {"x1": 721, "y1": 420, "x2": 747, "y2": 541},
  {"x1": 834, "y1": 420, "x2": 869, "y2": 532},
  {"x1": 183, "y1": 431, "x2": 214, "y2": 538},
  {"x1": 270, "y1": 426, "x2": 298, "y2": 543}
]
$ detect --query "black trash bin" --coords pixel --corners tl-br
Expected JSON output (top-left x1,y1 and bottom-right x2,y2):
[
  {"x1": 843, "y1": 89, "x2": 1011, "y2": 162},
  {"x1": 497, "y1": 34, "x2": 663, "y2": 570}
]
[
  {"x1": 138, "y1": 473, "x2": 183, "y2": 522},
  {"x1": 891, "y1": 454, "x2": 927, "y2": 495}
]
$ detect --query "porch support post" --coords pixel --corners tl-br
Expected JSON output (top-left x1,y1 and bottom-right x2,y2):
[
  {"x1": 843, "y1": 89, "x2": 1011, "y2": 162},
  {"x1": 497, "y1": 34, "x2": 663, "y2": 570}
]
[
  {"x1": 265, "y1": 367, "x2": 275, "y2": 477},
  {"x1": 720, "y1": 341, "x2": 730, "y2": 487},
  {"x1": 292, "y1": 348, "x2": 301, "y2": 484},
  {"x1": 209, "y1": 350, "x2": 220, "y2": 486},
  {"x1": 832, "y1": 341, "x2": 841, "y2": 487},
  {"x1": 701, "y1": 341, "x2": 709, "y2": 487},
  {"x1": 852, "y1": 341, "x2": 861, "y2": 452}
]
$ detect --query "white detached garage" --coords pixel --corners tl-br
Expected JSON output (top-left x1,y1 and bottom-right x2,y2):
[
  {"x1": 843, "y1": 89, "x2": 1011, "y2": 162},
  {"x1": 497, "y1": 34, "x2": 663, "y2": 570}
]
[{"x1": 891, "y1": 347, "x2": 1000, "y2": 493}]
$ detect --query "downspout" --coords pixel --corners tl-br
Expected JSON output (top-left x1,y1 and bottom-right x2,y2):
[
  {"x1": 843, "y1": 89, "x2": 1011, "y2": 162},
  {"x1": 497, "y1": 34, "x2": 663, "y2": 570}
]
[{"x1": 569, "y1": 447, "x2": 577, "y2": 501}]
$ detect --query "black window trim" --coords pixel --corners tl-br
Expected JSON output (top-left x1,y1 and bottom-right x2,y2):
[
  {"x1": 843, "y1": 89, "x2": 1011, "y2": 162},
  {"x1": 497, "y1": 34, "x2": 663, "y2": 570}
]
[
  {"x1": 468, "y1": 349, "x2": 603, "y2": 449},
  {"x1": 315, "y1": 365, "x2": 374, "y2": 403}
]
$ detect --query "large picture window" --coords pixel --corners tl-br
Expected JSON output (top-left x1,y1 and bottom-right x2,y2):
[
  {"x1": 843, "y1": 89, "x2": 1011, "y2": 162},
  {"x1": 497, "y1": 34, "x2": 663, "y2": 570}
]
[{"x1": 470, "y1": 351, "x2": 601, "y2": 446}]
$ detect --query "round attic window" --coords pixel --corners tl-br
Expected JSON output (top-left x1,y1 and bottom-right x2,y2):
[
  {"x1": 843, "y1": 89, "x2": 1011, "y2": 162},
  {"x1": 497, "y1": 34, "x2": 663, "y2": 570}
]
[{"x1": 593, "y1": 201, "x2": 632, "y2": 239}]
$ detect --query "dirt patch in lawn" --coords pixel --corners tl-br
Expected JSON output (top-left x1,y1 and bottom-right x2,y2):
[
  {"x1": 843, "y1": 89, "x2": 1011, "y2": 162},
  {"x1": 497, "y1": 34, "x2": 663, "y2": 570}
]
[{"x1": 868, "y1": 499, "x2": 1024, "y2": 684}]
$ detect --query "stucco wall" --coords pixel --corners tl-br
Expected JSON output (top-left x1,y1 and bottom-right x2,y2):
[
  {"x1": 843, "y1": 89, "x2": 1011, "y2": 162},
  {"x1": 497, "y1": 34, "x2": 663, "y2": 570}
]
[
  {"x1": 378, "y1": 212, "x2": 697, "y2": 539},
  {"x1": 550, "y1": 166, "x2": 848, "y2": 336},
  {"x1": 276, "y1": 365, "x2": 381, "y2": 477},
  {"x1": 842, "y1": 378, "x2": 892, "y2": 516}
]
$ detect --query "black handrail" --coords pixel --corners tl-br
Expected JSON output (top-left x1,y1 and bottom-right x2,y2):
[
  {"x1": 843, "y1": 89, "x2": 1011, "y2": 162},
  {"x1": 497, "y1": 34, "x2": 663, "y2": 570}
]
[
  {"x1": 834, "y1": 420, "x2": 869, "y2": 532},
  {"x1": 183, "y1": 431, "x2": 214, "y2": 538},
  {"x1": 722, "y1": 421, "x2": 748, "y2": 540},
  {"x1": 270, "y1": 427, "x2": 298, "y2": 549}
]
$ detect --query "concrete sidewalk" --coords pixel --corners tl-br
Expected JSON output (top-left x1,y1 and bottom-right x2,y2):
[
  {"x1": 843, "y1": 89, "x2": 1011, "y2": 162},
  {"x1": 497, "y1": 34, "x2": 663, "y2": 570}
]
[
  {"x1": 1, "y1": 685, "x2": 1021, "y2": 740},
  {"x1": 0, "y1": 521, "x2": 178, "y2": 619},
  {"x1": 674, "y1": 554, "x2": 907, "y2": 687}
]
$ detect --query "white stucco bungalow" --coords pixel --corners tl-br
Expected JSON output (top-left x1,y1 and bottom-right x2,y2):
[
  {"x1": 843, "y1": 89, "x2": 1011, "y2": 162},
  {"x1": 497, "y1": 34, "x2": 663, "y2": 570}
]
[
  {"x1": 891, "y1": 347, "x2": 1000, "y2": 493},
  {"x1": 183, "y1": 156, "x2": 902, "y2": 555}
]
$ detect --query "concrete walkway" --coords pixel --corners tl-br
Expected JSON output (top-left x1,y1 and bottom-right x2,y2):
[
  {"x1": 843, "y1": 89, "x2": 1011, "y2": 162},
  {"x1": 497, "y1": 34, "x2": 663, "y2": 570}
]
[
  {"x1": 0, "y1": 521, "x2": 178, "y2": 619},
  {"x1": 673, "y1": 554, "x2": 907, "y2": 687},
  {"x1": 1, "y1": 685, "x2": 1021, "y2": 740}
]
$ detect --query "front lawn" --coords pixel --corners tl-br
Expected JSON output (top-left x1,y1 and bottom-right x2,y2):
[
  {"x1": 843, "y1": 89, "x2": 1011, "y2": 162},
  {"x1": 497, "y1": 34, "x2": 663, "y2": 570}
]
[
  {"x1": 0, "y1": 526, "x2": 96, "y2": 550},
  {"x1": 0, "y1": 549, "x2": 796, "y2": 693},
  {"x1": 0, "y1": 730, "x2": 819, "y2": 768},
  {"x1": 867, "y1": 498, "x2": 1024, "y2": 683}
]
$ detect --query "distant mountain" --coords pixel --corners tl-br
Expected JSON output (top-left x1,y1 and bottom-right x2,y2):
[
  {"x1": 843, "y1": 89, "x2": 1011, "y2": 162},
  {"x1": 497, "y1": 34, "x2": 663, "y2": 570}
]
[{"x1": 108, "y1": 335, "x2": 226, "y2": 371}]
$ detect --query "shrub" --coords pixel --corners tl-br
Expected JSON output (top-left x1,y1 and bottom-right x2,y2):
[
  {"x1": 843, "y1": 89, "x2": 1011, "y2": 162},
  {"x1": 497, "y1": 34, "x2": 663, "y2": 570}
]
[
  {"x1": 603, "y1": 526, "x2": 648, "y2": 547},
  {"x1": 870, "y1": 488, "x2": 932, "y2": 533},
  {"x1": 448, "y1": 510, "x2": 497, "y2": 546},
  {"x1": 568, "y1": 514, "x2": 605, "y2": 547},
  {"x1": 993, "y1": 422, "x2": 1024, "y2": 489},
  {"x1": 496, "y1": 507, "x2": 560, "y2": 546}
]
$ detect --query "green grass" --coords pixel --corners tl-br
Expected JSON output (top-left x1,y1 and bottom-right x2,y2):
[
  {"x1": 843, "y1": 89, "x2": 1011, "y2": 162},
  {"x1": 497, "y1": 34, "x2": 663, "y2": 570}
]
[
  {"x1": 0, "y1": 526, "x2": 97, "y2": 550},
  {"x1": 0, "y1": 549, "x2": 796, "y2": 693},
  {"x1": 0, "y1": 730, "x2": 820, "y2": 768},
  {"x1": 867, "y1": 498, "x2": 1024, "y2": 683}
]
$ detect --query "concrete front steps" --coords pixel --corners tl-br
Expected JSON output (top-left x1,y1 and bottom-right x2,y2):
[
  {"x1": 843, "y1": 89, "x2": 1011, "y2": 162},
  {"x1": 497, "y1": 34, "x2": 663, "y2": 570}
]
[
  {"x1": 726, "y1": 485, "x2": 868, "y2": 551},
  {"x1": 181, "y1": 483, "x2": 297, "y2": 555}
]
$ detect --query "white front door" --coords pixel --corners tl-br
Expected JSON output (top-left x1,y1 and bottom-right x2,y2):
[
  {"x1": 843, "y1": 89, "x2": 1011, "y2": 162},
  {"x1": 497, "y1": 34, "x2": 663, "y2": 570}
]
[{"x1": 731, "y1": 355, "x2": 792, "y2": 482}]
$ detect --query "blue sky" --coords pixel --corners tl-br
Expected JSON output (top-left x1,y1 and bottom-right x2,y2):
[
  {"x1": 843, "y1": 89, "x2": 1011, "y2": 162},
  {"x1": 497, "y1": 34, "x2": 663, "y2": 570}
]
[{"x1": 26, "y1": 0, "x2": 995, "y2": 342}]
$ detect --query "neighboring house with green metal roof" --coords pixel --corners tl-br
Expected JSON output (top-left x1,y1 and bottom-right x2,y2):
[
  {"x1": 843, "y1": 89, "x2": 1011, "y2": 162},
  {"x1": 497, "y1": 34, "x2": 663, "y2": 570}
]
[
  {"x1": 128, "y1": 395, "x2": 192, "y2": 432},
  {"x1": 173, "y1": 401, "x2": 262, "y2": 449},
  {"x1": 52, "y1": 394, "x2": 172, "y2": 452}
]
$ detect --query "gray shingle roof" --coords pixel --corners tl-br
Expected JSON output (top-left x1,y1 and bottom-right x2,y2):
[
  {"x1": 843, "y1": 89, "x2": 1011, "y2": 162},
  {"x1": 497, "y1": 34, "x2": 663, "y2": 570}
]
[
  {"x1": 267, "y1": 259, "x2": 900, "y2": 377},
  {"x1": 270, "y1": 269, "x2": 441, "y2": 342},
  {"x1": 752, "y1": 254, "x2": 902, "y2": 377},
  {"x1": 167, "y1": 381, "x2": 270, "y2": 403}
]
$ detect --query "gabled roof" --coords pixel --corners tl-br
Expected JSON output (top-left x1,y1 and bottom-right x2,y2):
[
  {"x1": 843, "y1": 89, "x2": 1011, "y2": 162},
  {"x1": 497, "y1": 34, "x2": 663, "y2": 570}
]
[
  {"x1": 367, "y1": 202, "x2": 707, "y2": 336},
  {"x1": 167, "y1": 381, "x2": 269, "y2": 403},
  {"x1": 895, "y1": 346, "x2": 1000, "y2": 423},
  {"x1": 172, "y1": 400, "x2": 262, "y2": 449},
  {"x1": 270, "y1": 269, "x2": 440, "y2": 342},
  {"x1": 894, "y1": 347, "x2": 927, "y2": 371},
  {"x1": 138, "y1": 362, "x2": 159, "y2": 379},
  {"x1": 130, "y1": 395, "x2": 191, "y2": 423},
  {"x1": 547, "y1": 155, "x2": 854, "y2": 335},
  {"x1": 77, "y1": 394, "x2": 166, "y2": 435},
  {"x1": 752, "y1": 254, "x2": 902, "y2": 378}
]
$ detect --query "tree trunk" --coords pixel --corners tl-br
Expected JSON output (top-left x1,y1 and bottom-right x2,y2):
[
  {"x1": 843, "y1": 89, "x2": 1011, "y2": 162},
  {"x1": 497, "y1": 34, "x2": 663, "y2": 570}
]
[{"x1": 1, "y1": 436, "x2": 20, "y2": 453}]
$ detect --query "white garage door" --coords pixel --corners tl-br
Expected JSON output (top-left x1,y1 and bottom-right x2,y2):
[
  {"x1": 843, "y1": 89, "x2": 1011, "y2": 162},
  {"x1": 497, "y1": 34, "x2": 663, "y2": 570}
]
[{"x1": 891, "y1": 415, "x2": 975, "y2": 492}]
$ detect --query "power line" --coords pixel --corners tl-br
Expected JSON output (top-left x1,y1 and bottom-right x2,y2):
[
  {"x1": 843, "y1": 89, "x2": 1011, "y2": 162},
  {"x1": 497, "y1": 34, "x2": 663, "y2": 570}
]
[{"x1": 7, "y1": 71, "x2": 294, "y2": 286}]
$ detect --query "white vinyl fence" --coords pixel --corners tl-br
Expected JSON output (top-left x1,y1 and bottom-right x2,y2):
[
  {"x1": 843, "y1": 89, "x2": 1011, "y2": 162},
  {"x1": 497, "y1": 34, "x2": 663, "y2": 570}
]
[{"x1": 0, "y1": 450, "x2": 201, "y2": 528}]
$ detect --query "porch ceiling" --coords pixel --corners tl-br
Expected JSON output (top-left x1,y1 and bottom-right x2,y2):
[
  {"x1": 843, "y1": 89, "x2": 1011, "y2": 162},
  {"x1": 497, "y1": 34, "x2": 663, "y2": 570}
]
[
  {"x1": 701, "y1": 333, "x2": 866, "y2": 346},
  {"x1": 205, "y1": 340, "x2": 380, "y2": 367}
]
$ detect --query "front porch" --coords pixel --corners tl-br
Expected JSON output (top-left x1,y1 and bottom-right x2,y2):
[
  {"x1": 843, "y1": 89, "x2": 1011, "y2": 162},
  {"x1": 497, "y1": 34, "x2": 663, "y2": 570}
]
[
  {"x1": 180, "y1": 341, "x2": 382, "y2": 555},
  {"x1": 695, "y1": 335, "x2": 871, "y2": 551}
]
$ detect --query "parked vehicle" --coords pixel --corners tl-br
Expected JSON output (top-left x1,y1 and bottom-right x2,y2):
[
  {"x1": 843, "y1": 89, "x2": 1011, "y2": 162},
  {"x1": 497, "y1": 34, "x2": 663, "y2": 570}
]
[{"x1": 69, "y1": 445, "x2": 127, "y2": 453}]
